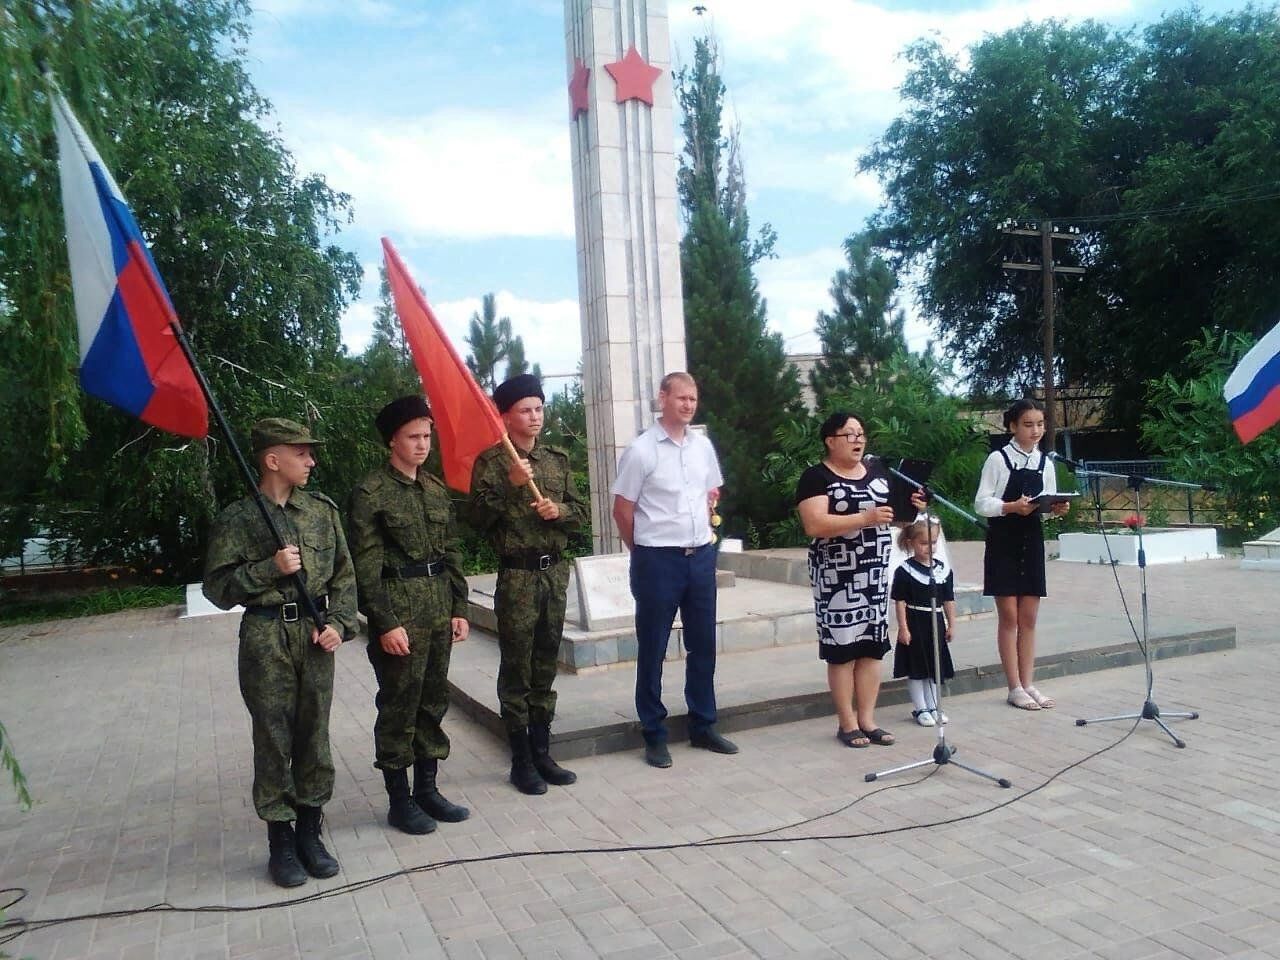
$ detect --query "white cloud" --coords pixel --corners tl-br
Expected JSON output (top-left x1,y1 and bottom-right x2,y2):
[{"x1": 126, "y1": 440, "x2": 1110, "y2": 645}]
[
  {"x1": 757, "y1": 244, "x2": 934, "y2": 356},
  {"x1": 432, "y1": 292, "x2": 582, "y2": 383},
  {"x1": 673, "y1": 0, "x2": 1136, "y2": 194},
  {"x1": 274, "y1": 105, "x2": 573, "y2": 241},
  {"x1": 344, "y1": 283, "x2": 582, "y2": 383}
]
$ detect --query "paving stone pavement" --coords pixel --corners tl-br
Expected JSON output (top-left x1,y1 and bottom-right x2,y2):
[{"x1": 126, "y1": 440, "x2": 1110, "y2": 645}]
[{"x1": 1, "y1": 548, "x2": 1278, "y2": 960}]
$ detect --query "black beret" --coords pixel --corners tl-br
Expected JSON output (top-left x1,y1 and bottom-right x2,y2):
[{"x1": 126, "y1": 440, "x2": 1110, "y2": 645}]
[
  {"x1": 375, "y1": 395, "x2": 432, "y2": 444},
  {"x1": 493, "y1": 373, "x2": 544, "y2": 414}
]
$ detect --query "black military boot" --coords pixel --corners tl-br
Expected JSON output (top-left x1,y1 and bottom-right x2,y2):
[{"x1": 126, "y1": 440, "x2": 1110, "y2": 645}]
[
  {"x1": 266, "y1": 821, "x2": 308, "y2": 888},
  {"x1": 295, "y1": 805, "x2": 340, "y2": 878},
  {"x1": 508, "y1": 728, "x2": 547, "y2": 796},
  {"x1": 529, "y1": 723, "x2": 577, "y2": 786},
  {"x1": 413, "y1": 759, "x2": 470, "y2": 823},
  {"x1": 382, "y1": 767, "x2": 436, "y2": 835}
]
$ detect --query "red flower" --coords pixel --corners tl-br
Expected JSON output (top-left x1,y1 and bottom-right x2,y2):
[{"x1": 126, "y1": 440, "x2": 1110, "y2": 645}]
[{"x1": 1123, "y1": 513, "x2": 1145, "y2": 529}]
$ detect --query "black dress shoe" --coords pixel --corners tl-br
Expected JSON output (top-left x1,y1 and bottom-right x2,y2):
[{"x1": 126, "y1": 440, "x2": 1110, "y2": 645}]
[
  {"x1": 689, "y1": 729, "x2": 739, "y2": 754},
  {"x1": 644, "y1": 741, "x2": 672, "y2": 768}
]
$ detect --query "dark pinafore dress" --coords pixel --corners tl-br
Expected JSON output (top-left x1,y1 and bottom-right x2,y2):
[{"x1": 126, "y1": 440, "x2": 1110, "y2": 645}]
[{"x1": 982, "y1": 448, "x2": 1047, "y2": 598}]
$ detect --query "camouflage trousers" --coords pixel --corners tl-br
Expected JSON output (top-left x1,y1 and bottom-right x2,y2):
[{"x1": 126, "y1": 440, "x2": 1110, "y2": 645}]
[
  {"x1": 238, "y1": 614, "x2": 335, "y2": 822},
  {"x1": 367, "y1": 578, "x2": 455, "y2": 769},
  {"x1": 495, "y1": 563, "x2": 570, "y2": 731}
]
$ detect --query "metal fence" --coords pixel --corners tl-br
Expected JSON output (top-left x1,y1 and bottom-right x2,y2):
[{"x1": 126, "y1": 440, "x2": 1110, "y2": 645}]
[{"x1": 1075, "y1": 459, "x2": 1223, "y2": 526}]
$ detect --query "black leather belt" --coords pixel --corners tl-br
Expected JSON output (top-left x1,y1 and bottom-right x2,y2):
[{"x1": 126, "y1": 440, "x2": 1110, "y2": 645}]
[
  {"x1": 383, "y1": 557, "x2": 445, "y2": 579},
  {"x1": 639, "y1": 544, "x2": 710, "y2": 556},
  {"x1": 499, "y1": 550, "x2": 562, "y2": 572},
  {"x1": 245, "y1": 594, "x2": 329, "y2": 623}
]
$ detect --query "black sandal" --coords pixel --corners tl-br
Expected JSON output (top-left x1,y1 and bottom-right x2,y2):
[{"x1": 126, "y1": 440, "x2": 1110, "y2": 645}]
[
  {"x1": 836, "y1": 727, "x2": 870, "y2": 748},
  {"x1": 864, "y1": 727, "x2": 895, "y2": 746}
]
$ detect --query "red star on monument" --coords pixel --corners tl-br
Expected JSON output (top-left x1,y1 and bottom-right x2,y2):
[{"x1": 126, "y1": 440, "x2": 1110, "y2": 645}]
[
  {"x1": 603, "y1": 45, "x2": 662, "y2": 106},
  {"x1": 568, "y1": 58, "x2": 591, "y2": 120}
]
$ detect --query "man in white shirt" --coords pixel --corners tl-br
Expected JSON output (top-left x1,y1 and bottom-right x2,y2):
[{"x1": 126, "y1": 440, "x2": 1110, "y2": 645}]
[{"x1": 611, "y1": 372, "x2": 738, "y2": 768}]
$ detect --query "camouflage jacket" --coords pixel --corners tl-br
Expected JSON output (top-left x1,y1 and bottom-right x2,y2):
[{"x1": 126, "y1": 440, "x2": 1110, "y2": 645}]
[
  {"x1": 202, "y1": 488, "x2": 358, "y2": 640},
  {"x1": 467, "y1": 440, "x2": 588, "y2": 556},
  {"x1": 346, "y1": 461, "x2": 469, "y2": 636}
]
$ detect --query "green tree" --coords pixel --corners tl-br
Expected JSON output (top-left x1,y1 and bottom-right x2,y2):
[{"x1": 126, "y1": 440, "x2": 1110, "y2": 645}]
[
  {"x1": 360, "y1": 264, "x2": 418, "y2": 401},
  {"x1": 765, "y1": 352, "x2": 990, "y2": 545},
  {"x1": 1140, "y1": 329, "x2": 1280, "y2": 544},
  {"x1": 860, "y1": 20, "x2": 1130, "y2": 403},
  {"x1": 502, "y1": 336, "x2": 542, "y2": 383},
  {"x1": 464, "y1": 292, "x2": 540, "y2": 391},
  {"x1": 677, "y1": 36, "x2": 803, "y2": 543},
  {"x1": 0, "y1": 719, "x2": 30, "y2": 811},
  {"x1": 861, "y1": 9, "x2": 1280, "y2": 430},
  {"x1": 810, "y1": 232, "x2": 909, "y2": 407},
  {"x1": 0, "y1": 0, "x2": 362, "y2": 579},
  {"x1": 465, "y1": 293, "x2": 512, "y2": 391}
]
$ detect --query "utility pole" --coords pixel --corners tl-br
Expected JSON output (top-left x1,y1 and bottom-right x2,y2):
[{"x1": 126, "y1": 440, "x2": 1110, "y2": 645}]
[{"x1": 1000, "y1": 219, "x2": 1085, "y2": 452}]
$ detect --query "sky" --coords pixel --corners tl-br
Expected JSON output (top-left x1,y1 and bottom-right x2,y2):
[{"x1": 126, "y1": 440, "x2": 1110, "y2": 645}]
[{"x1": 243, "y1": 0, "x2": 1240, "y2": 389}]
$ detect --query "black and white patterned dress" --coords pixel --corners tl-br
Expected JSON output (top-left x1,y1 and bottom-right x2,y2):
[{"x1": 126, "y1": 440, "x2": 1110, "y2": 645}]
[{"x1": 795, "y1": 461, "x2": 894, "y2": 664}]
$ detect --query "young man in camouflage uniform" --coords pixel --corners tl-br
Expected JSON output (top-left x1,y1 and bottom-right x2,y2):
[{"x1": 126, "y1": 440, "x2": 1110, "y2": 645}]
[
  {"x1": 347, "y1": 396, "x2": 471, "y2": 835},
  {"x1": 203, "y1": 418, "x2": 356, "y2": 888},
  {"x1": 469, "y1": 374, "x2": 589, "y2": 795}
]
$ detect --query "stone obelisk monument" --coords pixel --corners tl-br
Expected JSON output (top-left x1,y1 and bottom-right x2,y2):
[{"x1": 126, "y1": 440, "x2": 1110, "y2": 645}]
[{"x1": 564, "y1": 0, "x2": 685, "y2": 554}]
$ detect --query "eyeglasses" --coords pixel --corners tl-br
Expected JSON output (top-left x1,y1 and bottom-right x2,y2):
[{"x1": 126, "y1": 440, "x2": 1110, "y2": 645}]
[{"x1": 832, "y1": 432, "x2": 866, "y2": 442}]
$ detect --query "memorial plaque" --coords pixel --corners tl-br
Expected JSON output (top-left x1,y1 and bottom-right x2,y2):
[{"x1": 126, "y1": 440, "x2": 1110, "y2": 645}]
[{"x1": 574, "y1": 553, "x2": 635, "y2": 632}]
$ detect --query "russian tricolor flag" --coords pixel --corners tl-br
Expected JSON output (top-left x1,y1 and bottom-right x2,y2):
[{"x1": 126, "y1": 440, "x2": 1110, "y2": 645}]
[
  {"x1": 51, "y1": 90, "x2": 207, "y2": 438},
  {"x1": 1224, "y1": 321, "x2": 1280, "y2": 445}
]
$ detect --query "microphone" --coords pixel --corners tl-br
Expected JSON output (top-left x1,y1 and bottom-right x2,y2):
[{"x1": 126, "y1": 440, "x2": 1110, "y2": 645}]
[{"x1": 1046, "y1": 451, "x2": 1085, "y2": 471}]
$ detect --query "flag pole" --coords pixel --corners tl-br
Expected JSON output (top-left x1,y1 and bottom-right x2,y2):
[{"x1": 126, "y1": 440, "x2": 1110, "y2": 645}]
[{"x1": 168, "y1": 321, "x2": 327, "y2": 629}]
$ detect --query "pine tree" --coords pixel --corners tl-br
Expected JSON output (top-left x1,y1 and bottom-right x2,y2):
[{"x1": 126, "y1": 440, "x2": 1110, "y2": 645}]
[
  {"x1": 810, "y1": 233, "x2": 909, "y2": 408},
  {"x1": 677, "y1": 36, "x2": 803, "y2": 544},
  {"x1": 464, "y1": 292, "x2": 539, "y2": 390},
  {"x1": 361, "y1": 264, "x2": 418, "y2": 400},
  {"x1": 465, "y1": 293, "x2": 512, "y2": 391}
]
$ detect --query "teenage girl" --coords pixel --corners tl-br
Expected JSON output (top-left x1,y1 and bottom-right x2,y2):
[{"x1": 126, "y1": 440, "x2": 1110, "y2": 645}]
[
  {"x1": 891, "y1": 516, "x2": 956, "y2": 726},
  {"x1": 974, "y1": 399, "x2": 1070, "y2": 710}
]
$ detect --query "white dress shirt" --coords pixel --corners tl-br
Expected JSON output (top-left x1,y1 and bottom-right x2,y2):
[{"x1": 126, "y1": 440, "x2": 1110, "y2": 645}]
[{"x1": 612, "y1": 421, "x2": 724, "y2": 547}]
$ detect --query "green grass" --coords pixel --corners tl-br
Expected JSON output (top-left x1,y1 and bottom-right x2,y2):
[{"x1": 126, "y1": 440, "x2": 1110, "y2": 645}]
[{"x1": 0, "y1": 584, "x2": 184, "y2": 627}]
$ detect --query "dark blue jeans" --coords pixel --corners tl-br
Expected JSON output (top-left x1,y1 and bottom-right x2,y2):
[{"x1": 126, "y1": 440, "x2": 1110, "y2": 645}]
[{"x1": 630, "y1": 544, "x2": 718, "y2": 744}]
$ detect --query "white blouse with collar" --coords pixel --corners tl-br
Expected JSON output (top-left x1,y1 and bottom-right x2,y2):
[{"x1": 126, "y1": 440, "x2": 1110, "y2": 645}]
[{"x1": 973, "y1": 441, "x2": 1057, "y2": 519}]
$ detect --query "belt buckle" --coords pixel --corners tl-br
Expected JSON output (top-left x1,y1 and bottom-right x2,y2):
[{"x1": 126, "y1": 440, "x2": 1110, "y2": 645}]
[
  {"x1": 281, "y1": 602, "x2": 300, "y2": 623},
  {"x1": 684, "y1": 547, "x2": 696, "y2": 557},
  {"x1": 427, "y1": 559, "x2": 442, "y2": 577},
  {"x1": 537, "y1": 554, "x2": 552, "y2": 571}
]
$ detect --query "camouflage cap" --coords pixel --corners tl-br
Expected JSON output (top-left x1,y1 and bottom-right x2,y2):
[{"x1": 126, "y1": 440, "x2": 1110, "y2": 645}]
[{"x1": 251, "y1": 417, "x2": 324, "y2": 453}]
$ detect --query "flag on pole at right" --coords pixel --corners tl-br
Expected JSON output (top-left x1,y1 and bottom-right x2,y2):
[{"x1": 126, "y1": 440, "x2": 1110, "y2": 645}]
[{"x1": 1224, "y1": 320, "x2": 1280, "y2": 444}]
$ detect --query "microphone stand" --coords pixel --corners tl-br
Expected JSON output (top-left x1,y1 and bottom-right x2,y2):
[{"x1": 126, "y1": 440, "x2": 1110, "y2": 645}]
[
  {"x1": 1064, "y1": 461, "x2": 1201, "y2": 747},
  {"x1": 867, "y1": 463, "x2": 1011, "y2": 788}
]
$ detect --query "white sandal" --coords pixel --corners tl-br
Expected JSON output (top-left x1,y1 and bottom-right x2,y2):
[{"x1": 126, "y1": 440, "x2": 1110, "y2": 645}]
[
  {"x1": 1024, "y1": 686, "x2": 1056, "y2": 709},
  {"x1": 1007, "y1": 688, "x2": 1041, "y2": 710}
]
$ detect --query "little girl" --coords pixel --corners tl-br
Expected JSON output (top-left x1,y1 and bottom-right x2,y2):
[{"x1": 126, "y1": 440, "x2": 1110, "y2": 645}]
[
  {"x1": 974, "y1": 398, "x2": 1070, "y2": 711},
  {"x1": 892, "y1": 516, "x2": 956, "y2": 726}
]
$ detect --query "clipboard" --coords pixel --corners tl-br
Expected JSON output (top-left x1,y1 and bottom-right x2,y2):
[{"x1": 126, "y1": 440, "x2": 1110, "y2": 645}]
[
  {"x1": 887, "y1": 458, "x2": 933, "y2": 519},
  {"x1": 1031, "y1": 491, "x2": 1079, "y2": 512}
]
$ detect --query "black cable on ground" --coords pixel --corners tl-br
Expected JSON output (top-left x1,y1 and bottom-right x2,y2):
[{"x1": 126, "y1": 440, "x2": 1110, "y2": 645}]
[{"x1": 0, "y1": 717, "x2": 1144, "y2": 947}]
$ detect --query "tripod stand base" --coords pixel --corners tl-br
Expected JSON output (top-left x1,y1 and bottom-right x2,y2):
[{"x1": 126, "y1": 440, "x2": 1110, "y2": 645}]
[
  {"x1": 865, "y1": 740, "x2": 1012, "y2": 788},
  {"x1": 1076, "y1": 699, "x2": 1199, "y2": 748}
]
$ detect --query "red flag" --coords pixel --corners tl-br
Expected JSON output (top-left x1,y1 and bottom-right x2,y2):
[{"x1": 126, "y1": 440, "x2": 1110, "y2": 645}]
[{"x1": 381, "y1": 238, "x2": 504, "y2": 491}]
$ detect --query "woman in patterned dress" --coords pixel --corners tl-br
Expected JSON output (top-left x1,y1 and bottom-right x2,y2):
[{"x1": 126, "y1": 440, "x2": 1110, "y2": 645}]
[{"x1": 795, "y1": 412, "x2": 924, "y2": 747}]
